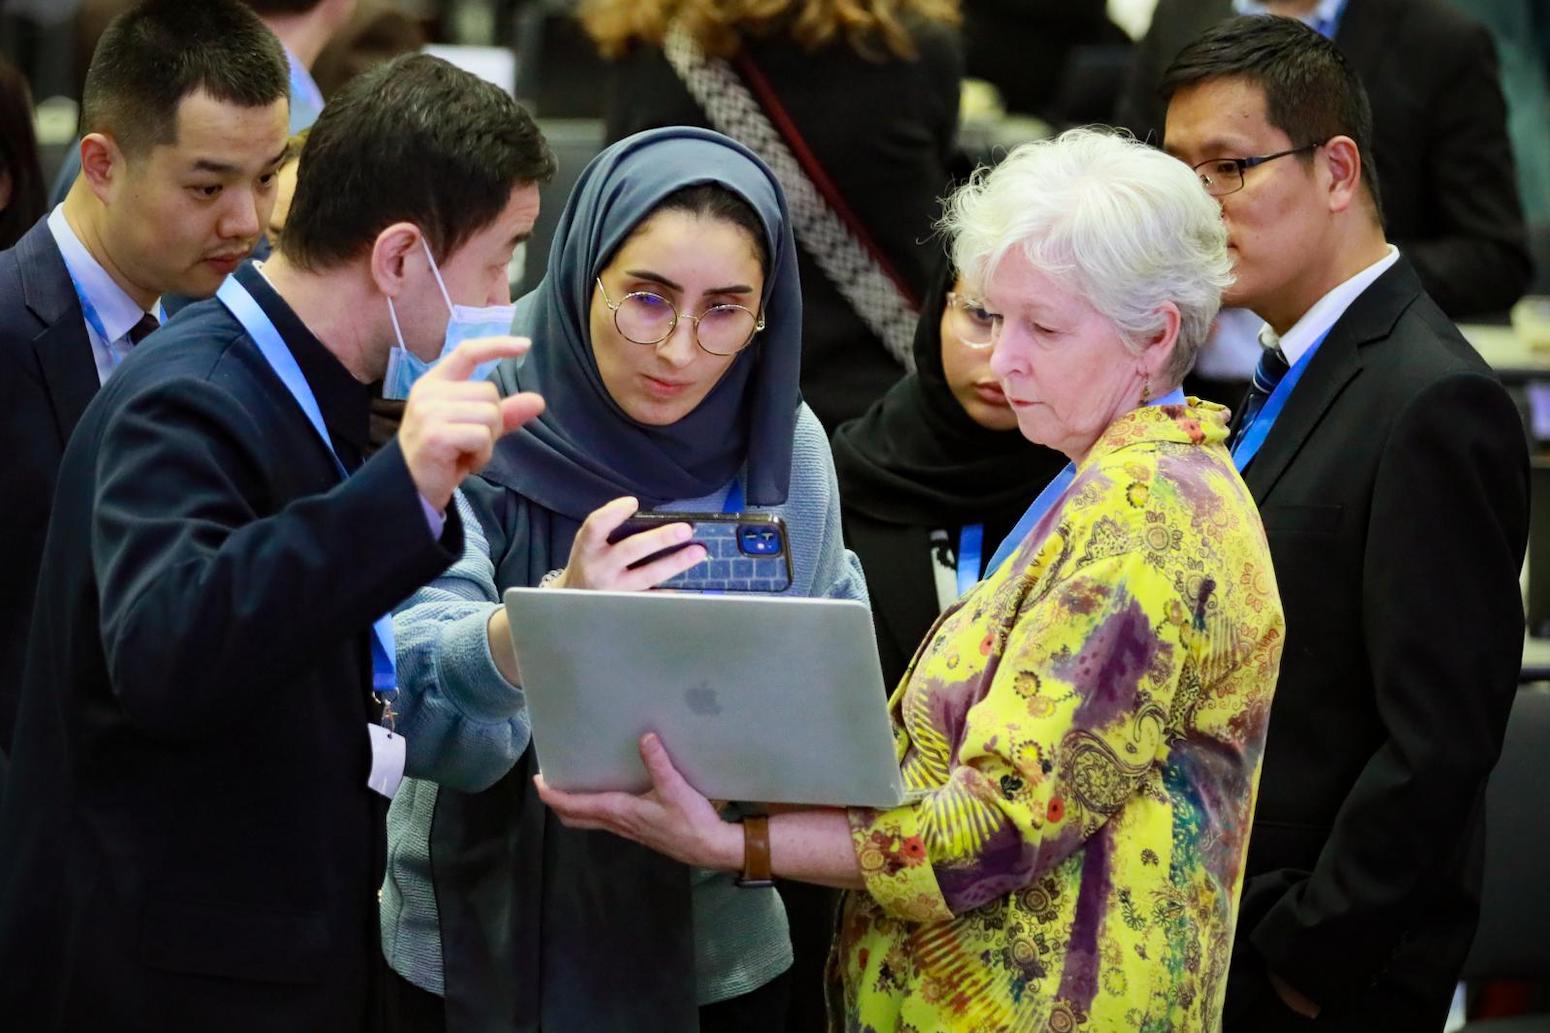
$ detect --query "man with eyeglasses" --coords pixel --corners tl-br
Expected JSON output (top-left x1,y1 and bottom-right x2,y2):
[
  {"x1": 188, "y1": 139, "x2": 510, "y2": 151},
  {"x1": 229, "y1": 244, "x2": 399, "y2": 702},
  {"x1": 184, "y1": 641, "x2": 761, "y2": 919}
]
[
  {"x1": 1162, "y1": 16, "x2": 1528, "y2": 1033},
  {"x1": 1119, "y1": 0, "x2": 1530, "y2": 322}
]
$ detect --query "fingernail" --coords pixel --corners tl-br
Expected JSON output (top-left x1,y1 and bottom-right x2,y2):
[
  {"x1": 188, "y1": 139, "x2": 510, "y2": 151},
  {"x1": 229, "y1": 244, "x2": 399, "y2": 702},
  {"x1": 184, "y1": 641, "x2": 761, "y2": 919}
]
[{"x1": 675, "y1": 525, "x2": 694, "y2": 541}]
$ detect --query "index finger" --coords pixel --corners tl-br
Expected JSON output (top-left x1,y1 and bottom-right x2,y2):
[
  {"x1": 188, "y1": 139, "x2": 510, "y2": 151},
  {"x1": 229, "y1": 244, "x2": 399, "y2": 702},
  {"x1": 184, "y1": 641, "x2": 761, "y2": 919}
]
[{"x1": 426, "y1": 335, "x2": 531, "y2": 383}]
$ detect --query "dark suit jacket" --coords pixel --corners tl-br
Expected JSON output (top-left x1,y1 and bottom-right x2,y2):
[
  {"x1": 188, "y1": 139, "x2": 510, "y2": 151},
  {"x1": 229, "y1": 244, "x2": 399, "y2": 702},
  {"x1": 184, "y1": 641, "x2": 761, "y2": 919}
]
[
  {"x1": 0, "y1": 264, "x2": 461, "y2": 1032},
  {"x1": 0, "y1": 217, "x2": 99, "y2": 760},
  {"x1": 1224, "y1": 259, "x2": 1528, "y2": 1028},
  {"x1": 1116, "y1": 0, "x2": 1532, "y2": 319}
]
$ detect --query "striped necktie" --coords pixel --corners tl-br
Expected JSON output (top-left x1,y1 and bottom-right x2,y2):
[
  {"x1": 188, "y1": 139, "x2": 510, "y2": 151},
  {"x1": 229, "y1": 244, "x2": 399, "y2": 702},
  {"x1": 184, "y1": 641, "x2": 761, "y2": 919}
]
[{"x1": 1231, "y1": 342, "x2": 1292, "y2": 449}]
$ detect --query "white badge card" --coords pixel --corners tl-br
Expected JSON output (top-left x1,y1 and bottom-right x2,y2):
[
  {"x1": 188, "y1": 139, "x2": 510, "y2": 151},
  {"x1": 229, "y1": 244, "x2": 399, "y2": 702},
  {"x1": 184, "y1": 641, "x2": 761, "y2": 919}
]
[{"x1": 367, "y1": 723, "x2": 406, "y2": 798}]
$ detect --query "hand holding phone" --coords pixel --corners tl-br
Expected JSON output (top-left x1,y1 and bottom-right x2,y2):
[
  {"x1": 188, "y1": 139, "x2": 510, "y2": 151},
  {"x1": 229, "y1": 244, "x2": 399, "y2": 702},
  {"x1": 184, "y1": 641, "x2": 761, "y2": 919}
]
[
  {"x1": 606, "y1": 509, "x2": 794, "y2": 593},
  {"x1": 557, "y1": 497, "x2": 707, "y2": 592}
]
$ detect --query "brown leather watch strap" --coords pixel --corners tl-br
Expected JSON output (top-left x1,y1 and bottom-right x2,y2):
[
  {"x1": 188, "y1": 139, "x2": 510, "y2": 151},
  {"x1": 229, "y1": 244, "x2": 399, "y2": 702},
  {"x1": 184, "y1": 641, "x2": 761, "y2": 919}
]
[{"x1": 737, "y1": 814, "x2": 774, "y2": 888}]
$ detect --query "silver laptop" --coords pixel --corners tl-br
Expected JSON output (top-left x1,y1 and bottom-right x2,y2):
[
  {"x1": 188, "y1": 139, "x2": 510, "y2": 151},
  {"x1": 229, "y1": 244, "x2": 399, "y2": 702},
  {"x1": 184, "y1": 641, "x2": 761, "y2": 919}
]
[{"x1": 504, "y1": 588, "x2": 906, "y2": 809}]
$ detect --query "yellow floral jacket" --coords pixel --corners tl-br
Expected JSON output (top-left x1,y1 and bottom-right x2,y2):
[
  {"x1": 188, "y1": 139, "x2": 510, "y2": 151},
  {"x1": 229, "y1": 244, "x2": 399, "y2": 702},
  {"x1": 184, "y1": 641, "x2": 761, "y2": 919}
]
[{"x1": 834, "y1": 400, "x2": 1284, "y2": 1032}]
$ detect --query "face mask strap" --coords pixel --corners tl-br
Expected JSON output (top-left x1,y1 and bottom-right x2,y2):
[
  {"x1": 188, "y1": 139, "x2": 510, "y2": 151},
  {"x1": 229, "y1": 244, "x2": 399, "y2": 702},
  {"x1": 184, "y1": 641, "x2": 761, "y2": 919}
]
[
  {"x1": 385, "y1": 294, "x2": 408, "y2": 349},
  {"x1": 418, "y1": 234, "x2": 457, "y2": 314}
]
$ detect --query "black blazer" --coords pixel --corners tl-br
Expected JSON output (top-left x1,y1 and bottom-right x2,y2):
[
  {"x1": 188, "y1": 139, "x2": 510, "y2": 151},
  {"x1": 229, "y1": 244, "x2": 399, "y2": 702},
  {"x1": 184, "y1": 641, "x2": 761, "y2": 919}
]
[
  {"x1": 1116, "y1": 0, "x2": 1531, "y2": 319},
  {"x1": 0, "y1": 265, "x2": 461, "y2": 1032},
  {"x1": 0, "y1": 217, "x2": 100, "y2": 759},
  {"x1": 1225, "y1": 259, "x2": 1528, "y2": 1027}
]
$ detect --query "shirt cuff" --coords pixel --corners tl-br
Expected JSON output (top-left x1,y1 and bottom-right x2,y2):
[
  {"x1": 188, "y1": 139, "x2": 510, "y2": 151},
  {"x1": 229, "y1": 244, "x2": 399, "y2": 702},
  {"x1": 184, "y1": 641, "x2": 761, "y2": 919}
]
[
  {"x1": 848, "y1": 802, "x2": 952, "y2": 923},
  {"x1": 435, "y1": 606, "x2": 526, "y2": 725},
  {"x1": 420, "y1": 495, "x2": 447, "y2": 540}
]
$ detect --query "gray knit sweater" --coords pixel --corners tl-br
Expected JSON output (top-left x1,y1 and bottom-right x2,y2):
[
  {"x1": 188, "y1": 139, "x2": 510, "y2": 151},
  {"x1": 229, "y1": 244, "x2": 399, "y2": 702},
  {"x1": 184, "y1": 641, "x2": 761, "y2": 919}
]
[{"x1": 381, "y1": 405, "x2": 867, "y2": 1005}]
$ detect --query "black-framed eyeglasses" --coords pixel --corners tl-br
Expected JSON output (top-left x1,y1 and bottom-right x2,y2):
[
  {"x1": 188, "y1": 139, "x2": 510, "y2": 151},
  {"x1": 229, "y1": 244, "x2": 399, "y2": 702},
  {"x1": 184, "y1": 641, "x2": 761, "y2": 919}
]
[
  {"x1": 595, "y1": 277, "x2": 765, "y2": 357},
  {"x1": 1191, "y1": 143, "x2": 1322, "y2": 197}
]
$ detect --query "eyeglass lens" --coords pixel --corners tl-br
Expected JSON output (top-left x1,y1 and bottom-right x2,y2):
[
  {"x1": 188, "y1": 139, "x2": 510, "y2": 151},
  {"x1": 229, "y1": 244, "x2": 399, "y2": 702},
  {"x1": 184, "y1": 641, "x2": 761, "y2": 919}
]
[{"x1": 615, "y1": 291, "x2": 758, "y2": 356}]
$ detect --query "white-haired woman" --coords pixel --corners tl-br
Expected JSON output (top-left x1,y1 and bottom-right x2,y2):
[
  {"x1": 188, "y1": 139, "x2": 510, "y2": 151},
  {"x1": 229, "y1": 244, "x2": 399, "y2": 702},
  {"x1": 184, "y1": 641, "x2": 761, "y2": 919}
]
[{"x1": 538, "y1": 129, "x2": 1286, "y2": 1031}]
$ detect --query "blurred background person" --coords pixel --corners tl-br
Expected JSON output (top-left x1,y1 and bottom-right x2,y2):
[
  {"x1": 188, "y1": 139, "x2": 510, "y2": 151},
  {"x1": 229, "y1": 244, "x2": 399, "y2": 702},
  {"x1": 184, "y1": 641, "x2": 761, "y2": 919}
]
[
  {"x1": 831, "y1": 257, "x2": 1067, "y2": 689},
  {"x1": 0, "y1": 56, "x2": 46, "y2": 251},
  {"x1": 579, "y1": 0, "x2": 964, "y2": 433},
  {"x1": 312, "y1": 0, "x2": 428, "y2": 99}
]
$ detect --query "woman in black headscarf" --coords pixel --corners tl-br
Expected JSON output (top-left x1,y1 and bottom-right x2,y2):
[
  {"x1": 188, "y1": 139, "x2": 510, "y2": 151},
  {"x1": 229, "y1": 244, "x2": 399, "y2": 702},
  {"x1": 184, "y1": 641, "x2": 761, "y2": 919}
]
[
  {"x1": 831, "y1": 260, "x2": 1068, "y2": 689},
  {"x1": 380, "y1": 127, "x2": 866, "y2": 1033}
]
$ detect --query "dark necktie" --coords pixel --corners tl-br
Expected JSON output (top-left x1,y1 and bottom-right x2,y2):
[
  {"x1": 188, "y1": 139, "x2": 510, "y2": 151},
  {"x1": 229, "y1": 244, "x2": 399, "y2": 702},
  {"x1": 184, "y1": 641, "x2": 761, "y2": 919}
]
[
  {"x1": 128, "y1": 313, "x2": 160, "y2": 345},
  {"x1": 1230, "y1": 345, "x2": 1292, "y2": 450}
]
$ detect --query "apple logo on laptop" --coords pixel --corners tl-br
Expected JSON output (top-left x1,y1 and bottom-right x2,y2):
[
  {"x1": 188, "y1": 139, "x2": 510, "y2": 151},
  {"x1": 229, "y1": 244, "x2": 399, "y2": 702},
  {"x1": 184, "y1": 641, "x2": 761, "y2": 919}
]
[{"x1": 685, "y1": 682, "x2": 722, "y2": 717}]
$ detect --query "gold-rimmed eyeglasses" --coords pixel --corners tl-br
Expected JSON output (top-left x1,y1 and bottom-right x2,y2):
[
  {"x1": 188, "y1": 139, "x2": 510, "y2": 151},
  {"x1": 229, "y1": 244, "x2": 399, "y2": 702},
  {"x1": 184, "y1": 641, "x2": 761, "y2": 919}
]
[
  {"x1": 946, "y1": 291, "x2": 998, "y2": 349},
  {"x1": 595, "y1": 277, "x2": 765, "y2": 357}
]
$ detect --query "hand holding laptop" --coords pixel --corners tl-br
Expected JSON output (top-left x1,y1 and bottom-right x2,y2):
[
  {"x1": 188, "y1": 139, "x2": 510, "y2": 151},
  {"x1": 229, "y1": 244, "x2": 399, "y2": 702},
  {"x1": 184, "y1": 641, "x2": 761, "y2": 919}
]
[{"x1": 537, "y1": 732, "x2": 744, "y2": 871}]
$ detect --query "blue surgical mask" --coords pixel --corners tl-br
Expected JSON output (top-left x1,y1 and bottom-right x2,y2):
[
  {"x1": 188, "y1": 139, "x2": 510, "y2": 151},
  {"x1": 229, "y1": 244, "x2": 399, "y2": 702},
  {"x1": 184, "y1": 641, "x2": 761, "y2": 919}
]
[{"x1": 382, "y1": 237, "x2": 519, "y2": 400}]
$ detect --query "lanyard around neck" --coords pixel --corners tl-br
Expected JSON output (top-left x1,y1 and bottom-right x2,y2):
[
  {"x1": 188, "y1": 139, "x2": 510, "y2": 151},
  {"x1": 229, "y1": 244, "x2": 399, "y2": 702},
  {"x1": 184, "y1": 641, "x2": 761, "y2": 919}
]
[
  {"x1": 216, "y1": 274, "x2": 398, "y2": 699},
  {"x1": 1231, "y1": 329, "x2": 1330, "y2": 472}
]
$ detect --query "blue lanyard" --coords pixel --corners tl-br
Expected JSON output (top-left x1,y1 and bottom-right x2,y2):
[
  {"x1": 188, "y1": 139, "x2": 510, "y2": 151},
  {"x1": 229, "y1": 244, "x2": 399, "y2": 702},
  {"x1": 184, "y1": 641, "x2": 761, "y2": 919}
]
[
  {"x1": 216, "y1": 275, "x2": 398, "y2": 707},
  {"x1": 956, "y1": 524, "x2": 983, "y2": 599},
  {"x1": 723, "y1": 480, "x2": 744, "y2": 514},
  {"x1": 982, "y1": 386, "x2": 1189, "y2": 577},
  {"x1": 1231, "y1": 330, "x2": 1330, "y2": 472},
  {"x1": 65, "y1": 268, "x2": 164, "y2": 370}
]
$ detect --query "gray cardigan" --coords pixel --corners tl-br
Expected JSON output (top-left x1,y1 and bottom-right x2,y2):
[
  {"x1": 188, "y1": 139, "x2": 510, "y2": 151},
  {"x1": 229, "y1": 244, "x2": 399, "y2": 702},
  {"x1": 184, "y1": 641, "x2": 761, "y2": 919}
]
[{"x1": 382, "y1": 405, "x2": 867, "y2": 1004}]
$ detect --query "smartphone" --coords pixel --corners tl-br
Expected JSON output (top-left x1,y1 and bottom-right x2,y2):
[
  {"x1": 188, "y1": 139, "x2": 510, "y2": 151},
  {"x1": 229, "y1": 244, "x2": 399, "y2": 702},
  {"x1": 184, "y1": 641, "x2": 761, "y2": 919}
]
[{"x1": 606, "y1": 511, "x2": 794, "y2": 592}]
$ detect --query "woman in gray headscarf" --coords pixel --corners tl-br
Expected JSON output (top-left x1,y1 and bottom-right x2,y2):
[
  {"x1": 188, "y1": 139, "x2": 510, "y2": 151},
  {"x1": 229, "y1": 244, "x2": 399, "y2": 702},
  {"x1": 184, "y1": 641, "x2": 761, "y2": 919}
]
[{"x1": 380, "y1": 127, "x2": 866, "y2": 1033}]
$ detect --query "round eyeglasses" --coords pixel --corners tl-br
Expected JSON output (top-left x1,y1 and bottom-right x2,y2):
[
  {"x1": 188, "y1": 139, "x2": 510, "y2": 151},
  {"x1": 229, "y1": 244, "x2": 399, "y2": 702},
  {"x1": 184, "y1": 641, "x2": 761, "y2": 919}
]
[
  {"x1": 946, "y1": 291, "x2": 998, "y2": 349},
  {"x1": 1191, "y1": 143, "x2": 1322, "y2": 197},
  {"x1": 595, "y1": 277, "x2": 765, "y2": 357}
]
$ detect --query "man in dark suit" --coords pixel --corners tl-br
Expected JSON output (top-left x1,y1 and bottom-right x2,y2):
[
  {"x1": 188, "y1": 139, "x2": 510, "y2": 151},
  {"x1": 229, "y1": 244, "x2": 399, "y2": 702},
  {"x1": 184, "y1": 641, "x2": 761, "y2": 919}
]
[
  {"x1": 0, "y1": 50, "x2": 554, "y2": 1032},
  {"x1": 0, "y1": 0, "x2": 293, "y2": 762},
  {"x1": 1121, "y1": 0, "x2": 1531, "y2": 320},
  {"x1": 1161, "y1": 17, "x2": 1529, "y2": 1031}
]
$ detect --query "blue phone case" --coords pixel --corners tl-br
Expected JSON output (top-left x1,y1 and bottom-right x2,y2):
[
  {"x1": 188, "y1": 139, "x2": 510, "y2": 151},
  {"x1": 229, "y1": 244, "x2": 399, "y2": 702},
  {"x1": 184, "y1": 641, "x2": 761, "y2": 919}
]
[{"x1": 609, "y1": 512, "x2": 793, "y2": 592}]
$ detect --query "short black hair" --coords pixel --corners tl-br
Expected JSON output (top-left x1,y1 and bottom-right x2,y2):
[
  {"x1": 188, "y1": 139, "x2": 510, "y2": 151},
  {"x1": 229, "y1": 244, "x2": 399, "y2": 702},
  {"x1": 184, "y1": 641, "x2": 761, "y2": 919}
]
[
  {"x1": 1160, "y1": 15, "x2": 1384, "y2": 222},
  {"x1": 282, "y1": 53, "x2": 557, "y2": 270},
  {"x1": 650, "y1": 183, "x2": 770, "y2": 277},
  {"x1": 81, "y1": 0, "x2": 290, "y2": 158}
]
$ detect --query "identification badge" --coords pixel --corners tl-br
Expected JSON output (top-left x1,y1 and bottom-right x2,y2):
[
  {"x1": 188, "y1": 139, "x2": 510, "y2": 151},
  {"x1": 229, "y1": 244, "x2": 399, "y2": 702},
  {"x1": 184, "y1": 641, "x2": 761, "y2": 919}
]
[{"x1": 367, "y1": 722, "x2": 406, "y2": 798}]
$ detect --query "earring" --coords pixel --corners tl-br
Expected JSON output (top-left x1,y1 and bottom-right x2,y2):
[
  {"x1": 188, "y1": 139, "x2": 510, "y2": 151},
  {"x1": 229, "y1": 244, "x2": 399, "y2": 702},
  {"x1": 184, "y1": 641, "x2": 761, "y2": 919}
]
[{"x1": 1140, "y1": 377, "x2": 1151, "y2": 405}]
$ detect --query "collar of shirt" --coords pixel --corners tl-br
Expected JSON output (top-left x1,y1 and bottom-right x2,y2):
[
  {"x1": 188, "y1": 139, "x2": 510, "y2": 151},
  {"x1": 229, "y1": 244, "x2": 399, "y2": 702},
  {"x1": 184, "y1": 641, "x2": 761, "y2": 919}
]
[
  {"x1": 284, "y1": 44, "x2": 325, "y2": 132},
  {"x1": 47, "y1": 205, "x2": 155, "y2": 349},
  {"x1": 1259, "y1": 244, "x2": 1401, "y2": 364},
  {"x1": 1231, "y1": 0, "x2": 1348, "y2": 35},
  {"x1": 243, "y1": 261, "x2": 373, "y2": 464}
]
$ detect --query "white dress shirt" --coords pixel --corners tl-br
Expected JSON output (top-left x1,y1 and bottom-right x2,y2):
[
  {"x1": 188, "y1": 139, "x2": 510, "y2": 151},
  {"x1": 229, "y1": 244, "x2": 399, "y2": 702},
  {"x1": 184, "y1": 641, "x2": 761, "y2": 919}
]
[
  {"x1": 46, "y1": 205, "x2": 160, "y2": 386},
  {"x1": 1260, "y1": 245, "x2": 1402, "y2": 364}
]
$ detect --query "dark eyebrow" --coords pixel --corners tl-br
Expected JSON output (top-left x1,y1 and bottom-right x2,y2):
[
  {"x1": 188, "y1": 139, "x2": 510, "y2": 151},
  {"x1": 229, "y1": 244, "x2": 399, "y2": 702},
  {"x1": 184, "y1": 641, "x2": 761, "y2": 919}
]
[
  {"x1": 191, "y1": 145, "x2": 290, "y2": 176},
  {"x1": 622, "y1": 269, "x2": 753, "y2": 296},
  {"x1": 510, "y1": 230, "x2": 532, "y2": 247}
]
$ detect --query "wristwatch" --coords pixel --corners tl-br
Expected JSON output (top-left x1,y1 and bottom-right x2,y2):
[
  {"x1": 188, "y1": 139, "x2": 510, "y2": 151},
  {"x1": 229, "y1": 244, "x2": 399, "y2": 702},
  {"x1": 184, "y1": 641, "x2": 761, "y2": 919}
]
[{"x1": 736, "y1": 814, "x2": 774, "y2": 888}]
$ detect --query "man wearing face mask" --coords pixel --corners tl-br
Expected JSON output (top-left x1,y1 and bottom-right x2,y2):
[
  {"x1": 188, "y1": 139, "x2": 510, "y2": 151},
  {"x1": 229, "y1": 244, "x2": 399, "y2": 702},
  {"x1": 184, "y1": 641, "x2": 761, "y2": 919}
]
[{"x1": 0, "y1": 53, "x2": 554, "y2": 1032}]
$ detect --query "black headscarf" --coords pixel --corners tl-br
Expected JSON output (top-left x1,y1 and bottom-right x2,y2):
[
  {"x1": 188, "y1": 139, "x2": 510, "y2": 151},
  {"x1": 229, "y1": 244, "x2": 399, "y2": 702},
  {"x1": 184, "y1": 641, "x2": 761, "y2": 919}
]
[{"x1": 831, "y1": 258, "x2": 1067, "y2": 538}]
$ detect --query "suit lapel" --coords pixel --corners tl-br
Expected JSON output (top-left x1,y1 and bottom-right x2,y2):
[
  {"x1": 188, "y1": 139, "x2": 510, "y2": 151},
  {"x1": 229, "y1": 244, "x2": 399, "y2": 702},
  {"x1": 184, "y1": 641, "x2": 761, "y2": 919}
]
[
  {"x1": 1242, "y1": 260, "x2": 1421, "y2": 504},
  {"x1": 17, "y1": 220, "x2": 99, "y2": 447}
]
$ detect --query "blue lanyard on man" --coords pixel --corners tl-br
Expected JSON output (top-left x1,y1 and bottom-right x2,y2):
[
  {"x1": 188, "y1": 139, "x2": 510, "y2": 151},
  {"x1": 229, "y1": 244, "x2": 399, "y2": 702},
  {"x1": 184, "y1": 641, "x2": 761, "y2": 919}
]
[
  {"x1": 981, "y1": 386, "x2": 1190, "y2": 578},
  {"x1": 66, "y1": 268, "x2": 166, "y2": 370},
  {"x1": 1231, "y1": 330, "x2": 1330, "y2": 472},
  {"x1": 215, "y1": 274, "x2": 402, "y2": 743}
]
